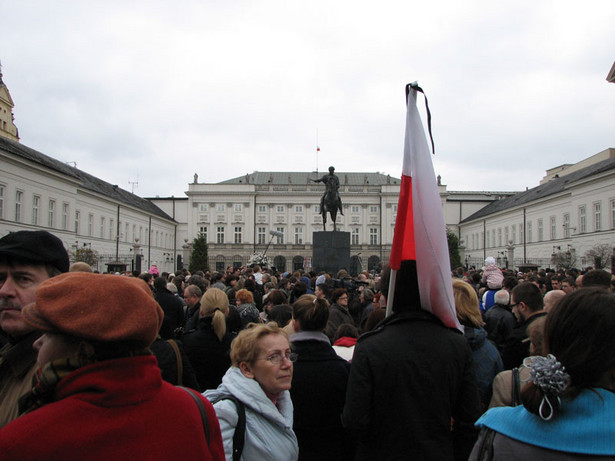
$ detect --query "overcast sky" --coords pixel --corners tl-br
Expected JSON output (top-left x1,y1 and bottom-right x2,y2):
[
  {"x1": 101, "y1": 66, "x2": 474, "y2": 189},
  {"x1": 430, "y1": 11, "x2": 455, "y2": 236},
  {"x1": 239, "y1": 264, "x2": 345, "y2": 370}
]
[{"x1": 1, "y1": 1, "x2": 613, "y2": 198}]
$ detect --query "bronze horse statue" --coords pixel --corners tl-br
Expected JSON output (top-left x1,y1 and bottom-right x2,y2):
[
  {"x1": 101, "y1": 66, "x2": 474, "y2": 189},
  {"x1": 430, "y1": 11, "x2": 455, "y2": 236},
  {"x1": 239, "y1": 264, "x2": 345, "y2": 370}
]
[
  {"x1": 321, "y1": 187, "x2": 343, "y2": 231},
  {"x1": 313, "y1": 166, "x2": 344, "y2": 231}
]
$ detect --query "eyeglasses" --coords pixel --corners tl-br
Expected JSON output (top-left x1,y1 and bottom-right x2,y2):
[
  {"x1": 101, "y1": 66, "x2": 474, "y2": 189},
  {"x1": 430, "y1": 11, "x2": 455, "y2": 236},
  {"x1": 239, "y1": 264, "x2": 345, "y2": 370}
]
[
  {"x1": 256, "y1": 352, "x2": 298, "y2": 365},
  {"x1": 338, "y1": 296, "x2": 348, "y2": 300},
  {"x1": 511, "y1": 302, "x2": 522, "y2": 309}
]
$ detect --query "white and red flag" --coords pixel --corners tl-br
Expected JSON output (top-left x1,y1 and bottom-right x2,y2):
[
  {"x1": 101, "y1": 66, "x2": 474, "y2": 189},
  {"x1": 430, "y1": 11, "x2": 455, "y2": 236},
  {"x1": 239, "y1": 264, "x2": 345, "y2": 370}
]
[{"x1": 386, "y1": 83, "x2": 461, "y2": 332}]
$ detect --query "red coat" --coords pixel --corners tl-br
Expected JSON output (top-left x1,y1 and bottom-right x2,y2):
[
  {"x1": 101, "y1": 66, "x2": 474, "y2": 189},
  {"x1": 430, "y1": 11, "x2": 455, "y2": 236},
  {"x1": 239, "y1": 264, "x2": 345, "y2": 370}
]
[{"x1": 0, "y1": 355, "x2": 224, "y2": 461}]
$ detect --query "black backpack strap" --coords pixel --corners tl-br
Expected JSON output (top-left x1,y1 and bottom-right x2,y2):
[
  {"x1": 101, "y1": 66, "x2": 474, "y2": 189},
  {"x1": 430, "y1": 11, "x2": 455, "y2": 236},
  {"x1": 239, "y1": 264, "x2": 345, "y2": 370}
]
[
  {"x1": 179, "y1": 386, "x2": 211, "y2": 445},
  {"x1": 211, "y1": 395, "x2": 246, "y2": 461},
  {"x1": 511, "y1": 367, "x2": 521, "y2": 406}
]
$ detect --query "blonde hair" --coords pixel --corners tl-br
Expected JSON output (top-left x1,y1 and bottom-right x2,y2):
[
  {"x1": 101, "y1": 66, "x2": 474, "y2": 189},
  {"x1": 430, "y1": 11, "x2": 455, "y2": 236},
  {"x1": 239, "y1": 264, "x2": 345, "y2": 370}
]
[
  {"x1": 236, "y1": 288, "x2": 254, "y2": 305},
  {"x1": 230, "y1": 322, "x2": 289, "y2": 367},
  {"x1": 452, "y1": 279, "x2": 484, "y2": 328},
  {"x1": 200, "y1": 288, "x2": 229, "y2": 341}
]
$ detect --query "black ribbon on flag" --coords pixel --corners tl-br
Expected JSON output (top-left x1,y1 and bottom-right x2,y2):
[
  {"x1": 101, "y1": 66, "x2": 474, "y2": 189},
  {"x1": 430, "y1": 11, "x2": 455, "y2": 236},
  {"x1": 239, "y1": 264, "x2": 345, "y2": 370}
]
[{"x1": 406, "y1": 82, "x2": 435, "y2": 155}]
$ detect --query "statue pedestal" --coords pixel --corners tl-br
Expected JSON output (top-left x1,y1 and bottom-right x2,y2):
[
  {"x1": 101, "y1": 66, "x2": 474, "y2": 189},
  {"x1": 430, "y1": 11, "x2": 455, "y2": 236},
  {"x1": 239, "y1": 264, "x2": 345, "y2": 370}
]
[{"x1": 312, "y1": 231, "x2": 350, "y2": 275}]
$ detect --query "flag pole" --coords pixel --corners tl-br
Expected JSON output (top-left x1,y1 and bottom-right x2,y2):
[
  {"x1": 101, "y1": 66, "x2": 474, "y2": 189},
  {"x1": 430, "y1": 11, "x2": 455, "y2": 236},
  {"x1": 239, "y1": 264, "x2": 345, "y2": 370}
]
[
  {"x1": 385, "y1": 82, "x2": 461, "y2": 330},
  {"x1": 385, "y1": 268, "x2": 397, "y2": 317}
]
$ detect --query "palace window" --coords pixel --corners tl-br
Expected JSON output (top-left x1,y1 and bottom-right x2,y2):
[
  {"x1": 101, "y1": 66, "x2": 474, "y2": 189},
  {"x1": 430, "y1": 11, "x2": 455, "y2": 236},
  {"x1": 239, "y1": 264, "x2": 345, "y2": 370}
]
[
  {"x1": 369, "y1": 228, "x2": 379, "y2": 245},
  {"x1": 550, "y1": 216, "x2": 556, "y2": 240},
  {"x1": 32, "y1": 195, "x2": 40, "y2": 225},
  {"x1": 0, "y1": 184, "x2": 4, "y2": 219},
  {"x1": 294, "y1": 227, "x2": 303, "y2": 244},
  {"x1": 593, "y1": 202, "x2": 602, "y2": 231},
  {"x1": 257, "y1": 227, "x2": 266, "y2": 244},
  {"x1": 15, "y1": 190, "x2": 23, "y2": 222},
  {"x1": 579, "y1": 206, "x2": 586, "y2": 233},
  {"x1": 75, "y1": 210, "x2": 81, "y2": 234},
  {"x1": 276, "y1": 227, "x2": 285, "y2": 244},
  {"x1": 48, "y1": 200, "x2": 56, "y2": 228}
]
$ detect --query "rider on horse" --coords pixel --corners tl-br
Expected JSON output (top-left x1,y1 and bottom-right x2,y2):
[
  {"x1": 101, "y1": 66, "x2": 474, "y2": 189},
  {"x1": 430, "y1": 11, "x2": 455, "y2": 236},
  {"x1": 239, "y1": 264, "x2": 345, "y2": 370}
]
[{"x1": 312, "y1": 166, "x2": 344, "y2": 216}]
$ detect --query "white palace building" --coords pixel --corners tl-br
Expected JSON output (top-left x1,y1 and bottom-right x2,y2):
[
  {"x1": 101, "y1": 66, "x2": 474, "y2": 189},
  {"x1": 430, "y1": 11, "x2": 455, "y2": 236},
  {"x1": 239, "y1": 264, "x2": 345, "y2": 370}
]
[{"x1": 1, "y1": 69, "x2": 613, "y2": 274}]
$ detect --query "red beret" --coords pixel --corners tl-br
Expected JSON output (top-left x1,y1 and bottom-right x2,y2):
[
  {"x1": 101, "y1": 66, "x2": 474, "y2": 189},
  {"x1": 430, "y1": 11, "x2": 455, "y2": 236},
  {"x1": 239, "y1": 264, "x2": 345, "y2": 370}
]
[{"x1": 22, "y1": 272, "x2": 164, "y2": 348}]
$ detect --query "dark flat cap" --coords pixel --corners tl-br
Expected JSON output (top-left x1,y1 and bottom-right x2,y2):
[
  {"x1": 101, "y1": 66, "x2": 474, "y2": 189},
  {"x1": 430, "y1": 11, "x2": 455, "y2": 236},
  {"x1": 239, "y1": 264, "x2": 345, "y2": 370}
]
[{"x1": 0, "y1": 230, "x2": 70, "y2": 273}]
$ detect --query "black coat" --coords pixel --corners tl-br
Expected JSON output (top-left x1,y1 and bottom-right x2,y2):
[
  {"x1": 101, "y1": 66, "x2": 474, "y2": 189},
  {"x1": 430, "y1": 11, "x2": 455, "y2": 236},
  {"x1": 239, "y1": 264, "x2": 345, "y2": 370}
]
[
  {"x1": 342, "y1": 310, "x2": 481, "y2": 461},
  {"x1": 154, "y1": 289, "x2": 185, "y2": 340},
  {"x1": 150, "y1": 338, "x2": 201, "y2": 391},
  {"x1": 290, "y1": 337, "x2": 354, "y2": 461},
  {"x1": 500, "y1": 311, "x2": 547, "y2": 370},
  {"x1": 184, "y1": 302, "x2": 200, "y2": 332},
  {"x1": 484, "y1": 304, "x2": 516, "y2": 349},
  {"x1": 182, "y1": 317, "x2": 232, "y2": 391},
  {"x1": 324, "y1": 304, "x2": 355, "y2": 342}
]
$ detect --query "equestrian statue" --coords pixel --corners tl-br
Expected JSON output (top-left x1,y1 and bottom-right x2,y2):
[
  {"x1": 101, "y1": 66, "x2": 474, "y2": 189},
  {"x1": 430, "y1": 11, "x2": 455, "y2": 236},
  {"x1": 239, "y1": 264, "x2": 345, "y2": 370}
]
[{"x1": 312, "y1": 166, "x2": 344, "y2": 231}]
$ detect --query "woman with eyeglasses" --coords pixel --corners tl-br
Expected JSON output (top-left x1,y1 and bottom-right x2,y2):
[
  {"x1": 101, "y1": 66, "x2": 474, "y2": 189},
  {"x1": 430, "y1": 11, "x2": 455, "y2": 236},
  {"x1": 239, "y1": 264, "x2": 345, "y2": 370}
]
[
  {"x1": 205, "y1": 322, "x2": 299, "y2": 460},
  {"x1": 324, "y1": 288, "x2": 356, "y2": 342},
  {"x1": 289, "y1": 294, "x2": 354, "y2": 460}
]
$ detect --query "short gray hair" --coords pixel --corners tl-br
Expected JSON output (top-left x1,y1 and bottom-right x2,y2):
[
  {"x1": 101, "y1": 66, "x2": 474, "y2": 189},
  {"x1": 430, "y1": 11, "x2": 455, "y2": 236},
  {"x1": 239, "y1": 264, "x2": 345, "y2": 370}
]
[{"x1": 494, "y1": 289, "x2": 510, "y2": 305}]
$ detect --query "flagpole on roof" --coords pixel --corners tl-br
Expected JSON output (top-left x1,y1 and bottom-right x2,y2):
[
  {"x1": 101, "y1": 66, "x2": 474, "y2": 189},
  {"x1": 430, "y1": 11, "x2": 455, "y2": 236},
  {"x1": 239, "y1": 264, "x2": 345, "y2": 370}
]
[{"x1": 315, "y1": 129, "x2": 320, "y2": 173}]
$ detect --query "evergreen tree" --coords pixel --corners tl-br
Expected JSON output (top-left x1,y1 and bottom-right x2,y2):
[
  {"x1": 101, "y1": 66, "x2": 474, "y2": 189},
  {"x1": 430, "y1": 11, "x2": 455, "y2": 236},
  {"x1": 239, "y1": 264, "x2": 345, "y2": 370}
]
[
  {"x1": 447, "y1": 229, "x2": 462, "y2": 270},
  {"x1": 189, "y1": 234, "x2": 209, "y2": 272}
]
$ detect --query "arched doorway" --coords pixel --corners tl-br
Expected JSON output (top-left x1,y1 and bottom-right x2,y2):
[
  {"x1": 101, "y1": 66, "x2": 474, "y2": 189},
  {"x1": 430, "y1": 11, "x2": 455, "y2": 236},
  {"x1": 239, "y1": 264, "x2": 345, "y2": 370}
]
[
  {"x1": 232, "y1": 255, "x2": 243, "y2": 270},
  {"x1": 292, "y1": 255, "x2": 304, "y2": 271},
  {"x1": 368, "y1": 255, "x2": 381, "y2": 273},
  {"x1": 274, "y1": 255, "x2": 287, "y2": 273},
  {"x1": 215, "y1": 255, "x2": 225, "y2": 272},
  {"x1": 349, "y1": 255, "x2": 362, "y2": 276}
]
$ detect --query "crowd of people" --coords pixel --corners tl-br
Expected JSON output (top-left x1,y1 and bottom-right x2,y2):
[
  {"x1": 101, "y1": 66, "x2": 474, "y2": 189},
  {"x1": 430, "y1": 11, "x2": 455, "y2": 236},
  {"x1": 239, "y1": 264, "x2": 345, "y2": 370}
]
[{"x1": 0, "y1": 229, "x2": 614, "y2": 459}]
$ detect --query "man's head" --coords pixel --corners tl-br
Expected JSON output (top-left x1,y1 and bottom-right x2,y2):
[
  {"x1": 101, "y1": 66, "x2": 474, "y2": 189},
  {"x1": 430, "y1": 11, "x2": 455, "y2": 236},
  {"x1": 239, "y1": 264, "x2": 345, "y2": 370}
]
[
  {"x1": 560, "y1": 276, "x2": 576, "y2": 294},
  {"x1": 494, "y1": 289, "x2": 510, "y2": 306},
  {"x1": 328, "y1": 166, "x2": 335, "y2": 173},
  {"x1": 153, "y1": 276, "x2": 169, "y2": 293},
  {"x1": 360, "y1": 288, "x2": 375, "y2": 304},
  {"x1": 183, "y1": 285, "x2": 202, "y2": 308},
  {"x1": 0, "y1": 231, "x2": 69, "y2": 338},
  {"x1": 511, "y1": 282, "x2": 544, "y2": 322},
  {"x1": 543, "y1": 289, "x2": 566, "y2": 313},
  {"x1": 580, "y1": 269, "x2": 612, "y2": 291},
  {"x1": 550, "y1": 275, "x2": 562, "y2": 290}
]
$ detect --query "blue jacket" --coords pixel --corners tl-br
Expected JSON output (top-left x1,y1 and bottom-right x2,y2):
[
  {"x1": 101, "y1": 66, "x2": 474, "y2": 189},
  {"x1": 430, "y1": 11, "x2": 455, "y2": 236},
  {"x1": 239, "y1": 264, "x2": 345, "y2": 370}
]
[
  {"x1": 204, "y1": 367, "x2": 299, "y2": 461},
  {"x1": 464, "y1": 326, "x2": 503, "y2": 408},
  {"x1": 475, "y1": 388, "x2": 615, "y2": 455}
]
